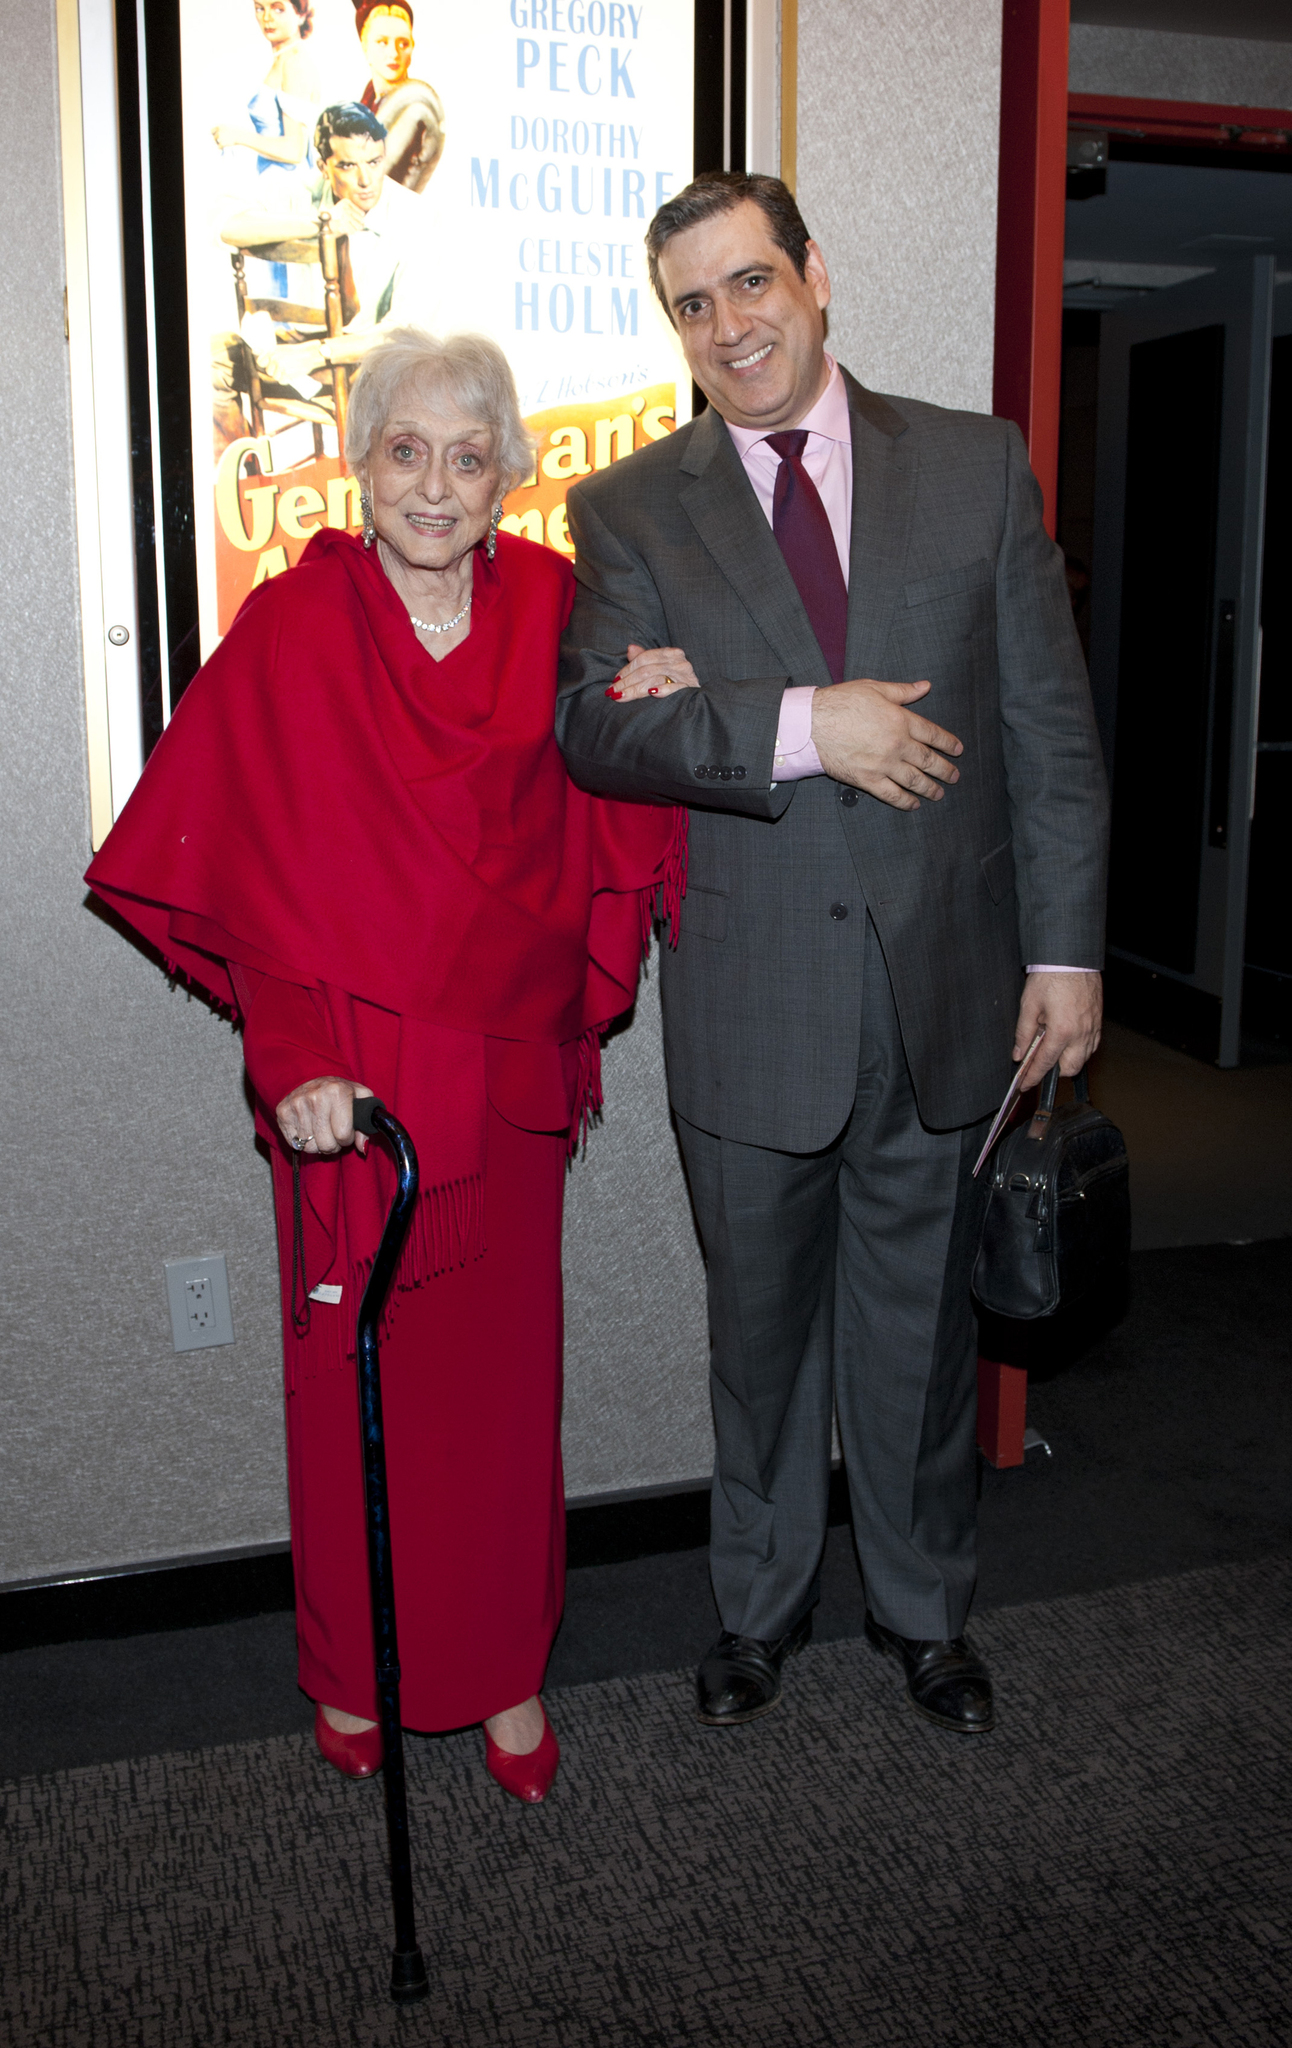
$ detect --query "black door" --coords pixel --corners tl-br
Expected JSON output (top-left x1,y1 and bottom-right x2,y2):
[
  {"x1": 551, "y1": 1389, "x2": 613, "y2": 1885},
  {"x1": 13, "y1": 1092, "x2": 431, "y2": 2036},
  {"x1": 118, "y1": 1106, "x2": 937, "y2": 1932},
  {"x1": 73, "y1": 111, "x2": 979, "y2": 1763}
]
[
  {"x1": 1089, "y1": 258, "x2": 1274, "y2": 1066},
  {"x1": 1244, "y1": 296, "x2": 1292, "y2": 1049}
]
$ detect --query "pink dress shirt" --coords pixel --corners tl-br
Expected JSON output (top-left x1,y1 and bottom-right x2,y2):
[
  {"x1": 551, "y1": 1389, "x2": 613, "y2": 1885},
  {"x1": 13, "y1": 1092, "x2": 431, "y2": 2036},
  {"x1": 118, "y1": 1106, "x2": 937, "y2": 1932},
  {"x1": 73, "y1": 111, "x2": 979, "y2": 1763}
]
[{"x1": 723, "y1": 360, "x2": 1091, "y2": 977}]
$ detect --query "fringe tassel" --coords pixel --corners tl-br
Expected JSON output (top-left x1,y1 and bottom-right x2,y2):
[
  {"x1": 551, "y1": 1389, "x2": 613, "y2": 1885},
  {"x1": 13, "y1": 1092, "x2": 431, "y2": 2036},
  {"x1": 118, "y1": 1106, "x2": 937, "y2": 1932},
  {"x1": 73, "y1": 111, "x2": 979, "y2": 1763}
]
[
  {"x1": 569, "y1": 1024, "x2": 604, "y2": 1156},
  {"x1": 656, "y1": 806, "x2": 689, "y2": 950},
  {"x1": 163, "y1": 954, "x2": 239, "y2": 1024},
  {"x1": 343, "y1": 1171, "x2": 486, "y2": 1358}
]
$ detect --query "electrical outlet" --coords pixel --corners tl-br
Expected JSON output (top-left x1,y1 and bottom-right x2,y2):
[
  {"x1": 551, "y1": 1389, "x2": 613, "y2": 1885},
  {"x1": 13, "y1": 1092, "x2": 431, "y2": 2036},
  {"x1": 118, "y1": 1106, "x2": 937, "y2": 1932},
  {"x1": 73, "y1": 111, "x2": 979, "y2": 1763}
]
[{"x1": 164, "y1": 1255, "x2": 235, "y2": 1352}]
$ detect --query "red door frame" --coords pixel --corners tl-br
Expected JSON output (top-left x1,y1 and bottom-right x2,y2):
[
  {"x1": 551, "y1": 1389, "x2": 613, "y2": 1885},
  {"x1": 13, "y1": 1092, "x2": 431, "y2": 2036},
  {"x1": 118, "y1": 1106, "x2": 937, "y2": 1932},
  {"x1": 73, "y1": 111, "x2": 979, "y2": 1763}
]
[
  {"x1": 1069, "y1": 90, "x2": 1292, "y2": 150},
  {"x1": 982, "y1": 3, "x2": 1070, "y2": 1460},
  {"x1": 994, "y1": 0, "x2": 1070, "y2": 538}
]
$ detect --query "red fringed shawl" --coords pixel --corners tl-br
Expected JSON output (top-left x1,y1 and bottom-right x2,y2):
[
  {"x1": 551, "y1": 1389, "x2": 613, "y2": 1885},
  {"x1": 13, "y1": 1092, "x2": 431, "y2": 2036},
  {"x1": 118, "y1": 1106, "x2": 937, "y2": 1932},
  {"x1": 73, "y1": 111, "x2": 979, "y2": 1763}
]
[{"x1": 87, "y1": 528, "x2": 683, "y2": 1338}]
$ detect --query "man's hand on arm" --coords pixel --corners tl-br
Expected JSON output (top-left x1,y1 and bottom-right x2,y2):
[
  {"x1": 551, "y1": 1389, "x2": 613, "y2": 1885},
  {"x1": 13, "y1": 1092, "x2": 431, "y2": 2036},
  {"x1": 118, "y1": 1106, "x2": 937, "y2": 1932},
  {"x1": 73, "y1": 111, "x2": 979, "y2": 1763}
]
[
  {"x1": 811, "y1": 678, "x2": 963, "y2": 810},
  {"x1": 1013, "y1": 971, "x2": 1103, "y2": 1082}
]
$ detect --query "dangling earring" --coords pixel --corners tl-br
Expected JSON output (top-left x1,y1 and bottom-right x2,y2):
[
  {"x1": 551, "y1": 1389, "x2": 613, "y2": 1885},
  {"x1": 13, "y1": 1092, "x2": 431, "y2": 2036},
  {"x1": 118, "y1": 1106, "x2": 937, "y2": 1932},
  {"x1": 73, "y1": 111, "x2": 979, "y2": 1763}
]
[
  {"x1": 360, "y1": 490, "x2": 377, "y2": 550},
  {"x1": 486, "y1": 502, "x2": 503, "y2": 562}
]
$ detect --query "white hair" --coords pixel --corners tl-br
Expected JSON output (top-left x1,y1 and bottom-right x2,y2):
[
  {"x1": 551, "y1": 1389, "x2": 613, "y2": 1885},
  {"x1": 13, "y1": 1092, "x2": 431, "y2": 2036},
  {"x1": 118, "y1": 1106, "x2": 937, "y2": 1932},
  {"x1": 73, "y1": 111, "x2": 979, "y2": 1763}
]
[{"x1": 344, "y1": 327, "x2": 536, "y2": 491}]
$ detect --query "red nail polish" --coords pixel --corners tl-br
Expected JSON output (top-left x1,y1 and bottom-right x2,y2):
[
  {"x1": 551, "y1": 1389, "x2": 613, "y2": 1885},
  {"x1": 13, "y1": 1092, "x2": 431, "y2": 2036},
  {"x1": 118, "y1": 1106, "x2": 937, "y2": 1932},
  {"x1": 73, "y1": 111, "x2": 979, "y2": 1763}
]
[
  {"x1": 605, "y1": 687, "x2": 623, "y2": 699},
  {"x1": 647, "y1": 687, "x2": 659, "y2": 696}
]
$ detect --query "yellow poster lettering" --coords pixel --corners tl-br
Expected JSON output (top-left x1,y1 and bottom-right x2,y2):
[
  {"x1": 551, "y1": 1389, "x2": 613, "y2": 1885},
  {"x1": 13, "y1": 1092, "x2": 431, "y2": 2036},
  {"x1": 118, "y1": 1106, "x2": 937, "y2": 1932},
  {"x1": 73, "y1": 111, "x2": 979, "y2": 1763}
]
[
  {"x1": 594, "y1": 414, "x2": 634, "y2": 468},
  {"x1": 326, "y1": 475, "x2": 362, "y2": 530},
  {"x1": 499, "y1": 385, "x2": 677, "y2": 581},
  {"x1": 215, "y1": 438, "x2": 277, "y2": 551},
  {"x1": 500, "y1": 510, "x2": 544, "y2": 543},
  {"x1": 541, "y1": 427, "x2": 592, "y2": 479},
  {"x1": 250, "y1": 546, "x2": 290, "y2": 587},
  {"x1": 278, "y1": 485, "x2": 326, "y2": 540}
]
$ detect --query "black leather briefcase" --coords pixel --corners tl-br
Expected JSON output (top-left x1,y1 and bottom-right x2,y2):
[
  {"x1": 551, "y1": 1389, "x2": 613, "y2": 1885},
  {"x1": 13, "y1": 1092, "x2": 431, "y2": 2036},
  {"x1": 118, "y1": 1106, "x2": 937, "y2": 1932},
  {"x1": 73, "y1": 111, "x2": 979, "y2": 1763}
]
[{"x1": 972, "y1": 1067, "x2": 1130, "y2": 1320}]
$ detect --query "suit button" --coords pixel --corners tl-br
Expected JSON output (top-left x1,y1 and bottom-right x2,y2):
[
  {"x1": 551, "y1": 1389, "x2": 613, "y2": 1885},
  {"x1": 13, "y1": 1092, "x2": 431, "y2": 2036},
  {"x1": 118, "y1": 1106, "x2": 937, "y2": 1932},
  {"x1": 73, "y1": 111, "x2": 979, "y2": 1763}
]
[
  {"x1": 734, "y1": 766, "x2": 746, "y2": 778},
  {"x1": 709, "y1": 766, "x2": 721, "y2": 778},
  {"x1": 694, "y1": 765, "x2": 709, "y2": 778},
  {"x1": 830, "y1": 902, "x2": 849, "y2": 921},
  {"x1": 839, "y1": 788, "x2": 859, "y2": 807}
]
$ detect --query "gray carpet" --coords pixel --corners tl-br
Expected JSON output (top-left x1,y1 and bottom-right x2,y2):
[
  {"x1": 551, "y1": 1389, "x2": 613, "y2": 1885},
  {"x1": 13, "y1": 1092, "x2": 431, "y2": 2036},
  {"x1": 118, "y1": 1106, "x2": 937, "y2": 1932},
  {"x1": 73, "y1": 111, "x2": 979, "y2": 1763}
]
[{"x1": 4, "y1": 1558, "x2": 1289, "y2": 2048}]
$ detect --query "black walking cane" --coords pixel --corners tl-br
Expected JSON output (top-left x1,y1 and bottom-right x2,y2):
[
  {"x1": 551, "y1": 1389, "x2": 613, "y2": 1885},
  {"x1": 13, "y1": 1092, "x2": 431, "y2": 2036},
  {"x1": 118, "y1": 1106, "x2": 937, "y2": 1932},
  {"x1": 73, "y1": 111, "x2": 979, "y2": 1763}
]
[{"x1": 349, "y1": 1095, "x2": 430, "y2": 2005}]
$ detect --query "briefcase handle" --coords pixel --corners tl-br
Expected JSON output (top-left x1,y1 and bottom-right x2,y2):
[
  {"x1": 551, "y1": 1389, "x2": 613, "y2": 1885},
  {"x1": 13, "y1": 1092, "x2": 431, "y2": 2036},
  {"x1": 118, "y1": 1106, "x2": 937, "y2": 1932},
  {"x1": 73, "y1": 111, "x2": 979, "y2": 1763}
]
[{"x1": 1028, "y1": 1062, "x2": 1090, "y2": 1139}]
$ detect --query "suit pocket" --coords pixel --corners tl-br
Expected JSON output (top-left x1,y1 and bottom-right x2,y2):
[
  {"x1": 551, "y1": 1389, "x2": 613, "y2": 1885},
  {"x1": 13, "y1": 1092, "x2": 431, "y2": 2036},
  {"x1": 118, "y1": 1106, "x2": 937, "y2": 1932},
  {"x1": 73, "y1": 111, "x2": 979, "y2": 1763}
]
[
  {"x1": 682, "y1": 883, "x2": 728, "y2": 942},
  {"x1": 904, "y1": 557, "x2": 994, "y2": 609},
  {"x1": 980, "y1": 837, "x2": 1015, "y2": 906}
]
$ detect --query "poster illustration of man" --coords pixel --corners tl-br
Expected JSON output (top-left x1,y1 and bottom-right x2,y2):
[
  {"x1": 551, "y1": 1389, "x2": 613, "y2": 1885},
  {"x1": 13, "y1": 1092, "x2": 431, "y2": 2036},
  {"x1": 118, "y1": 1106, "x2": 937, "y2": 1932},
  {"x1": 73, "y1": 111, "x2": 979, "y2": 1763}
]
[{"x1": 212, "y1": 101, "x2": 434, "y2": 457}]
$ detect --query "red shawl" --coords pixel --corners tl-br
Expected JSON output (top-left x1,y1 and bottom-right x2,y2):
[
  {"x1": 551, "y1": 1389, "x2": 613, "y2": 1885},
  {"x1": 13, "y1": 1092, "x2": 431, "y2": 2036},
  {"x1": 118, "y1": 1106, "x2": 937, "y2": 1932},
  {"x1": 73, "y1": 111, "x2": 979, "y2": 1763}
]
[{"x1": 87, "y1": 528, "x2": 683, "y2": 1331}]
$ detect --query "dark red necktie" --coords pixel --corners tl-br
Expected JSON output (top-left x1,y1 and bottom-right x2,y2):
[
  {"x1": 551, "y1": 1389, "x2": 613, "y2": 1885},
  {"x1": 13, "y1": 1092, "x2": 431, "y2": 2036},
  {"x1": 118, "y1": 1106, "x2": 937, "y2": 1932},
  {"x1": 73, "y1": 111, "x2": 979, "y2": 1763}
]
[{"x1": 766, "y1": 430, "x2": 848, "y2": 683}]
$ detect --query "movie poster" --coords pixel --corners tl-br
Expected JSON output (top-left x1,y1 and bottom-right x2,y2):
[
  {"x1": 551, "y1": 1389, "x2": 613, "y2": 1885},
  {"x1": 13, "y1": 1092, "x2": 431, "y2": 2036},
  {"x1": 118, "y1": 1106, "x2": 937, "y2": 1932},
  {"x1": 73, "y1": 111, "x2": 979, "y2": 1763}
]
[{"x1": 179, "y1": 0, "x2": 694, "y2": 653}]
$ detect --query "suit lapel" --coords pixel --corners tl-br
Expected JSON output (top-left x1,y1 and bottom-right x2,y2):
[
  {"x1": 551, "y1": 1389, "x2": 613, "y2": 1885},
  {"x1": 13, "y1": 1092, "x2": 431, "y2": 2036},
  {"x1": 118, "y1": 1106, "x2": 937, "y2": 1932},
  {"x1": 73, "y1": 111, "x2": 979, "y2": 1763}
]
[
  {"x1": 842, "y1": 372, "x2": 917, "y2": 681},
  {"x1": 678, "y1": 407, "x2": 833, "y2": 687}
]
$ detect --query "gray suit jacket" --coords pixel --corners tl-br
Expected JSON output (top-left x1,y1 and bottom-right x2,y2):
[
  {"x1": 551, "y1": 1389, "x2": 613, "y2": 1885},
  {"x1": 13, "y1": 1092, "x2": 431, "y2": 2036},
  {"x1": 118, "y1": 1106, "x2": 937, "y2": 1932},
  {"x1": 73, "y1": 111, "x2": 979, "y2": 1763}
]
[{"x1": 556, "y1": 369, "x2": 1109, "y2": 1147}]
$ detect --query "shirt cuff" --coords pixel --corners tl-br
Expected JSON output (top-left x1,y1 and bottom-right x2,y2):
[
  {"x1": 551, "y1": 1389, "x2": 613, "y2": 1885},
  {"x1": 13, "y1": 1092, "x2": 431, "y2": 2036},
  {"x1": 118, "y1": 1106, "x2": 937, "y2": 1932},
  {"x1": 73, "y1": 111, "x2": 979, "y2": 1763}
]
[
  {"x1": 771, "y1": 686, "x2": 822, "y2": 782},
  {"x1": 1025, "y1": 965, "x2": 1100, "y2": 974}
]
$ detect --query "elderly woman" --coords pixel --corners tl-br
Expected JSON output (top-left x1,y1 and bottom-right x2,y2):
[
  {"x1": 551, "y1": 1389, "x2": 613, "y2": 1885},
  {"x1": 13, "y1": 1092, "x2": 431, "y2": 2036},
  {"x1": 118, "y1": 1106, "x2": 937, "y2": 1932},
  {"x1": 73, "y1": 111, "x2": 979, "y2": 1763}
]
[{"x1": 88, "y1": 329, "x2": 679, "y2": 1802}]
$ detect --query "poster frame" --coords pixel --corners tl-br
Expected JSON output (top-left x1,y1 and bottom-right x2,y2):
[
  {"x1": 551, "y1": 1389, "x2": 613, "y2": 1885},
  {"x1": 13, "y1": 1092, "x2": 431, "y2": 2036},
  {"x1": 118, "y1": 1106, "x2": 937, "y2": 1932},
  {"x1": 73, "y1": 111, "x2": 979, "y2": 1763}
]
[{"x1": 57, "y1": 0, "x2": 144, "y2": 847}]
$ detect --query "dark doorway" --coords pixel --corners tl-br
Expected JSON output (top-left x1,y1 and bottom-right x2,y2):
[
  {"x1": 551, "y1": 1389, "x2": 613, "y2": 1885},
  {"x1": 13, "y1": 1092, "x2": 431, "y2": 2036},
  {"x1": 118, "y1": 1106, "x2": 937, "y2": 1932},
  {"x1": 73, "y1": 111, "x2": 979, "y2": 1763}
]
[
  {"x1": 1109, "y1": 320, "x2": 1224, "y2": 976},
  {"x1": 1245, "y1": 326, "x2": 1292, "y2": 1048},
  {"x1": 1059, "y1": 143, "x2": 1292, "y2": 1063}
]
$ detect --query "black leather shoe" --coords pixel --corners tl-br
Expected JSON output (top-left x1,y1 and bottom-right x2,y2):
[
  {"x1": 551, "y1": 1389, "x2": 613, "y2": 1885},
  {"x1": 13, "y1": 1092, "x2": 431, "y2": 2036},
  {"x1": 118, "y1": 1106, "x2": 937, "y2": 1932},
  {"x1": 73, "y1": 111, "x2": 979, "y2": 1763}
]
[
  {"x1": 864, "y1": 1614, "x2": 995, "y2": 1733},
  {"x1": 696, "y1": 1611, "x2": 813, "y2": 1726}
]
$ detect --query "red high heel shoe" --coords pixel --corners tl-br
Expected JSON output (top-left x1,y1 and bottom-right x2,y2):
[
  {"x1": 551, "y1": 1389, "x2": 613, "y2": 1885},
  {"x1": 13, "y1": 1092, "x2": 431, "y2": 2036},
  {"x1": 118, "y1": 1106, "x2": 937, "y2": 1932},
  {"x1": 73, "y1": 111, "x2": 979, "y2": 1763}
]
[
  {"x1": 314, "y1": 1703, "x2": 382, "y2": 1779},
  {"x1": 483, "y1": 1702, "x2": 560, "y2": 1803}
]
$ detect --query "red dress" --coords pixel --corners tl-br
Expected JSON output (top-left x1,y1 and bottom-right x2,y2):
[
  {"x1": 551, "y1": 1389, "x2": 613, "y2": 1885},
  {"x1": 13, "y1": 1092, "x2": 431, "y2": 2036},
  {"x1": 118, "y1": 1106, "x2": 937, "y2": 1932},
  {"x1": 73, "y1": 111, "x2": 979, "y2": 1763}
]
[
  {"x1": 86, "y1": 528, "x2": 682, "y2": 1731},
  {"x1": 237, "y1": 971, "x2": 578, "y2": 1728}
]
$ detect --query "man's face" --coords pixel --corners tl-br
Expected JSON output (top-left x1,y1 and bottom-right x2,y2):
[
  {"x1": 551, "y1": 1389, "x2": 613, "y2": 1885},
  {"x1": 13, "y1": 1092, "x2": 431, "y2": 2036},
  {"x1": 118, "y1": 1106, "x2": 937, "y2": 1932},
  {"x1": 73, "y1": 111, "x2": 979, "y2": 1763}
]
[
  {"x1": 362, "y1": 9, "x2": 415, "y2": 94},
  {"x1": 655, "y1": 198, "x2": 832, "y2": 432},
  {"x1": 324, "y1": 134, "x2": 386, "y2": 214}
]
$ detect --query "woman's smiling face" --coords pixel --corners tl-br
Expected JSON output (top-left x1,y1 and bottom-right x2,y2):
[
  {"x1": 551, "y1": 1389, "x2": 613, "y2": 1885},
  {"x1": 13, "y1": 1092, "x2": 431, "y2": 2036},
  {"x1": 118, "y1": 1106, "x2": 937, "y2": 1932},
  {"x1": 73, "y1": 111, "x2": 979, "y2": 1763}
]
[{"x1": 361, "y1": 372, "x2": 502, "y2": 573}]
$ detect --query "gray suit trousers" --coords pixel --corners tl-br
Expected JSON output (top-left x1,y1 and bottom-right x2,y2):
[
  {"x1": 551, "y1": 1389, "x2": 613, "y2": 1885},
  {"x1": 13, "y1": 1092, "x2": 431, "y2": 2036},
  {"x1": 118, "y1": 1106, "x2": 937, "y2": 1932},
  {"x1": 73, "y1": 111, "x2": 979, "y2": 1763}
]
[{"x1": 675, "y1": 915, "x2": 991, "y2": 1643}]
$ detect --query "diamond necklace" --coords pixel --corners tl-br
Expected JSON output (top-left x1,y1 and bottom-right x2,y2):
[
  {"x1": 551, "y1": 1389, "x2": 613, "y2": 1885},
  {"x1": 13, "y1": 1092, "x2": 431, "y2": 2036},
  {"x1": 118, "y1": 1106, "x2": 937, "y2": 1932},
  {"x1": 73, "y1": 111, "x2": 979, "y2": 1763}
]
[{"x1": 408, "y1": 596, "x2": 472, "y2": 634}]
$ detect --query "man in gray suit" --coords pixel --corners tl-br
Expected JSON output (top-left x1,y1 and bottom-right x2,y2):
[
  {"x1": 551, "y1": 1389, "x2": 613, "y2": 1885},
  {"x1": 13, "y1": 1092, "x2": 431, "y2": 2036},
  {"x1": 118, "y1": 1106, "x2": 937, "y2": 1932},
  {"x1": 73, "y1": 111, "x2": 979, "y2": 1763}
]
[{"x1": 556, "y1": 174, "x2": 1108, "y2": 1736}]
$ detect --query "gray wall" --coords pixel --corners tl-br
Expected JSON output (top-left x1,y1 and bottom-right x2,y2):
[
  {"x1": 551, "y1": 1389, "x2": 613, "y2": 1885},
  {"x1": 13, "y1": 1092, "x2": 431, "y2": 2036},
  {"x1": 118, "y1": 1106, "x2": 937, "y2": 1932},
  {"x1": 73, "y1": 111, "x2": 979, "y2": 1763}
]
[
  {"x1": 1069, "y1": 22, "x2": 1292, "y2": 107},
  {"x1": 0, "y1": 0, "x2": 289, "y2": 1587},
  {"x1": 797, "y1": 0, "x2": 1004, "y2": 416},
  {"x1": 3, "y1": 0, "x2": 1004, "y2": 1587}
]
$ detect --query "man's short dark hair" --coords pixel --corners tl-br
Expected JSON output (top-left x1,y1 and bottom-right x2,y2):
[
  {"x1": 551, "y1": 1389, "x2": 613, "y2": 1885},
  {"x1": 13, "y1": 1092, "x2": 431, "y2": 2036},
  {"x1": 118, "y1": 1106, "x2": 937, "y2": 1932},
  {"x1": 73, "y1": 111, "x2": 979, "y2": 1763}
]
[
  {"x1": 645, "y1": 173, "x2": 811, "y2": 315},
  {"x1": 314, "y1": 102, "x2": 387, "y2": 163}
]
